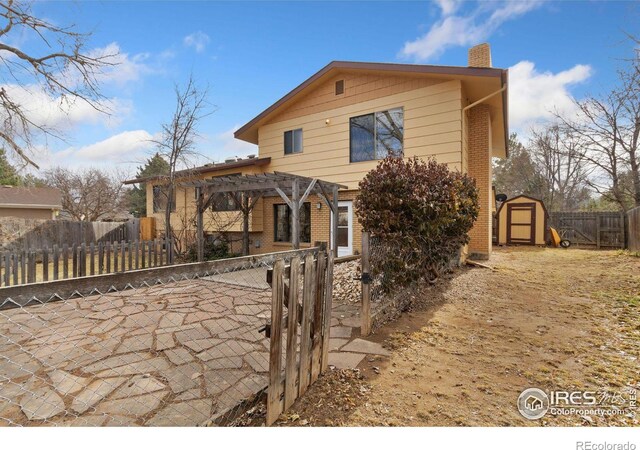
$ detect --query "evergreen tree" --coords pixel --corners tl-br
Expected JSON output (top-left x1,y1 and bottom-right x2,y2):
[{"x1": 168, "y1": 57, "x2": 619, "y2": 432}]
[
  {"x1": 0, "y1": 148, "x2": 21, "y2": 186},
  {"x1": 127, "y1": 153, "x2": 170, "y2": 217}
]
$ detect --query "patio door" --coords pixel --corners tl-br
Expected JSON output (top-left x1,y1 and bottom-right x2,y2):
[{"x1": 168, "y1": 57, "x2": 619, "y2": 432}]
[{"x1": 332, "y1": 201, "x2": 353, "y2": 257}]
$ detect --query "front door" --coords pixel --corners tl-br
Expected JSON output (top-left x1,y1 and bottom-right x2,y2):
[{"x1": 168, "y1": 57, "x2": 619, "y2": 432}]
[{"x1": 332, "y1": 201, "x2": 353, "y2": 257}]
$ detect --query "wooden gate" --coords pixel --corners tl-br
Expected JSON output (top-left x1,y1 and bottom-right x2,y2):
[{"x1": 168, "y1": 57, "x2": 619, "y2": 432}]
[
  {"x1": 507, "y1": 203, "x2": 536, "y2": 245},
  {"x1": 265, "y1": 246, "x2": 334, "y2": 425},
  {"x1": 550, "y1": 212, "x2": 626, "y2": 248}
]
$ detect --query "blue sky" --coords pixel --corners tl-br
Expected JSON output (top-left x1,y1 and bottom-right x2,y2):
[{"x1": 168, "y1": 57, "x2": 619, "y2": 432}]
[{"x1": 10, "y1": 0, "x2": 640, "y2": 175}]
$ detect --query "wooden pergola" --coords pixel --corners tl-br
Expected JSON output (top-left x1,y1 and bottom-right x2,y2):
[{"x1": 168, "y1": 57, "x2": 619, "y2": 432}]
[{"x1": 180, "y1": 172, "x2": 347, "y2": 261}]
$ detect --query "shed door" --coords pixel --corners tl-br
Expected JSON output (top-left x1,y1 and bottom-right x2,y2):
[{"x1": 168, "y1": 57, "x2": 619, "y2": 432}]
[{"x1": 507, "y1": 203, "x2": 536, "y2": 245}]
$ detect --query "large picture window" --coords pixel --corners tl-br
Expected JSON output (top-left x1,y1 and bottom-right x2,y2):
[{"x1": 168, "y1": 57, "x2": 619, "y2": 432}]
[
  {"x1": 284, "y1": 128, "x2": 303, "y2": 155},
  {"x1": 349, "y1": 107, "x2": 404, "y2": 162},
  {"x1": 152, "y1": 185, "x2": 176, "y2": 213},
  {"x1": 274, "y1": 202, "x2": 311, "y2": 243}
]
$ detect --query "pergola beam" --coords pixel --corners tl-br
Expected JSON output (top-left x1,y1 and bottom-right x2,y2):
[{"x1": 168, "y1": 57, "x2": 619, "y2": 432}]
[{"x1": 180, "y1": 172, "x2": 347, "y2": 257}]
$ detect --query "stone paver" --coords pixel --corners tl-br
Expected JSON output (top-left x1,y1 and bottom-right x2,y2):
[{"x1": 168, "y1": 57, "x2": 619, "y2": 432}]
[
  {"x1": 341, "y1": 338, "x2": 391, "y2": 356},
  {"x1": 328, "y1": 352, "x2": 366, "y2": 369},
  {"x1": 0, "y1": 264, "x2": 376, "y2": 427},
  {"x1": 48, "y1": 370, "x2": 89, "y2": 396},
  {"x1": 112, "y1": 375, "x2": 166, "y2": 399},
  {"x1": 72, "y1": 378, "x2": 127, "y2": 414},
  {"x1": 146, "y1": 399, "x2": 213, "y2": 426},
  {"x1": 20, "y1": 387, "x2": 65, "y2": 420},
  {"x1": 96, "y1": 392, "x2": 166, "y2": 417}
]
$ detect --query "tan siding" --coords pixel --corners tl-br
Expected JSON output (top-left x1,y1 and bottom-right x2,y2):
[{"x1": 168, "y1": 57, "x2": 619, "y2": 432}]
[
  {"x1": 146, "y1": 165, "x2": 265, "y2": 239},
  {"x1": 270, "y1": 72, "x2": 446, "y2": 123},
  {"x1": 259, "y1": 79, "x2": 463, "y2": 189},
  {"x1": 0, "y1": 208, "x2": 55, "y2": 220}
]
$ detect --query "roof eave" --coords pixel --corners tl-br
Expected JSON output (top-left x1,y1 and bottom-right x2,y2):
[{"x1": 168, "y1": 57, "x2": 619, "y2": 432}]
[
  {"x1": 122, "y1": 157, "x2": 272, "y2": 185},
  {"x1": 234, "y1": 60, "x2": 507, "y2": 144}
]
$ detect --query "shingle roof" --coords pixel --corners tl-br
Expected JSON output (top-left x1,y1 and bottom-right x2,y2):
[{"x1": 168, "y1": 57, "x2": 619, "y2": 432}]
[{"x1": 0, "y1": 186, "x2": 62, "y2": 209}]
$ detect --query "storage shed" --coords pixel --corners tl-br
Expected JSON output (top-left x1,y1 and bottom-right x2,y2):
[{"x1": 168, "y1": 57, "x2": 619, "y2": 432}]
[{"x1": 496, "y1": 195, "x2": 548, "y2": 246}]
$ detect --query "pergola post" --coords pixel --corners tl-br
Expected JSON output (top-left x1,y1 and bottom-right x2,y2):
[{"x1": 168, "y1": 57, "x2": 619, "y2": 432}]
[
  {"x1": 196, "y1": 186, "x2": 204, "y2": 262},
  {"x1": 331, "y1": 186, "x2": 339, "y2": 257},
  {"x1": 242, "y1": 194, "x2": 250, "y2": 256},
  {"x1": 291, "y1": 179, "x2": 300, "y2": 250}
]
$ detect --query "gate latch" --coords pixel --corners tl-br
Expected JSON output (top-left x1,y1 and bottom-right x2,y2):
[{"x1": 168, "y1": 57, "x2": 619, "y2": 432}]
[
  {"x1": 353, "y1": 272, "x2": 373, "y2": 284},
  {"x1": 258, "y1": 323, "x2": 271, "y2": 338}
]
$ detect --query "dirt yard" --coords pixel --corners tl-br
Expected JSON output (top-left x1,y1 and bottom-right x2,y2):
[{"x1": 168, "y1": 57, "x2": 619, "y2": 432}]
[{"x1": 275, "y1": 247, "x2": 640, "y2": 427}]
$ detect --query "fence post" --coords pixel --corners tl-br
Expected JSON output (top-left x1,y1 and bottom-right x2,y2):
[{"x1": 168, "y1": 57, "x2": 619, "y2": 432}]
[
  {"x1": 120, "y1": 240, "x2": 126, "y2": 272},
  {"x1": 3, "y1": 253, "x2": 9, "y2": 286},
  {"x1": 361, "y1": 232, "x2": 372, "y2": 336},
  {"x1": 321, "y1": 247, "x2": 334, "y2": 371},
  {"x1": 284, "y1": 256, "x2": 301, "y2": 410},
  {"x1": 53, "y1": 245, "x2": 59, "y2": 281},
  {"x1": 20, "y1": 251, "x2": 26, "y2": 285},
  {"x1": 42, "y1": 246, "x2": 49, "y2": 282},
  {"x1": 267, "y1": 259, "x2": 285, "y2": 426},
  {"x1": 89, "y1": 243, "x2": 95, "y2": 276},
  {"x1": 596, "y1": 215, "x2": 601, "y2": 249}
]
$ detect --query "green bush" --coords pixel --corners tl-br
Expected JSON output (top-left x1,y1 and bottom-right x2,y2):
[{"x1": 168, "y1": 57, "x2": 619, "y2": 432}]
[
  {"x1": 185, "y1": 237, "x2": 232, "y2": 262},
  {"x1": 355, "y1": 156, "x2": 479, "y2": 289}
]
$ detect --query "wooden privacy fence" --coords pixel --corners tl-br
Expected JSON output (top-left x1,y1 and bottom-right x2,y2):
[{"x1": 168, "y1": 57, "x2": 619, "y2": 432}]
[
  {"x1": 0, "y1": 238, "x2": 173, "y2": 287},
  {"x1": 2, "y1": 219, "x2": 140, "y2": 253},
  {"x1": 549, "y1": 211, "x2": 626, "y2": 248},
  {"x1": 627, "y1": 206, "x2": 640, "y2": 252},
  {"x1": 265, "y1": 246, "x2": 334, "y2": 425}
]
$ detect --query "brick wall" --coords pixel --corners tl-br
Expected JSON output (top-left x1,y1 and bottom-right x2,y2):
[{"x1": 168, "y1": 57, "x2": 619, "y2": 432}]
[
  {"x1": 467, "y1": 104, "x2": 492, "y2": 259},
  {"x1": 468, "y1": 43, "x2": 492, "y2": 68},
  {"x1": 248, "y1": 190, "x2": 362, "y2": 255}
]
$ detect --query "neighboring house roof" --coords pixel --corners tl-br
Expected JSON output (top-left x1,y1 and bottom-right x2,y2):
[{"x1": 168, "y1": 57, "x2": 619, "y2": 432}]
[
  {"x1": 122, "y1": 156, "x2": 271, "y2": 185},
  {"x1": 0, "y1": 186, "x2": 62, "y2": 210},
  {"x1": 234, "y1": 60, "x2": 509, "y2": 154}
]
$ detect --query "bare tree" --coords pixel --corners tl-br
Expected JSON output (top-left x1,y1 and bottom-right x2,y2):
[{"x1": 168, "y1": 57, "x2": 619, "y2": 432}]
[
  {"x1": 44, "y1": 167, "x2": 128, "y2": 221},
  {"x1": 0, "y1": 0, "x2": 116, "y2": 168},
  {"x1": 556, "y1": 43, "x2": 640, "y2": 211},
  {"x1": 529, "y1": 125, "x2": 592, "y2": 210},
  {"x1": 152, "y1": 76, "x2": 211, "y2": 247}
]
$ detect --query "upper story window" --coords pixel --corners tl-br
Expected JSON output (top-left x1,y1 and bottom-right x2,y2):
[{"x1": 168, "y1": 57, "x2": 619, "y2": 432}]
[
  {"x1": 152, "y1": 185, "x2": 176, "y2": 213},
  {"x1": 349, "y1": 107, "x2": 404, "y2": 162},
  {"x1": 284, "y1": 128, "x2": 303, "y2": 155}
]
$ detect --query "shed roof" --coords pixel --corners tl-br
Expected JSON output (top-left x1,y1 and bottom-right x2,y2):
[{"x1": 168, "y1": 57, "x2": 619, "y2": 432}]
[{"x1": 0, "y1": 186, "x2": 62, "y2": 209}]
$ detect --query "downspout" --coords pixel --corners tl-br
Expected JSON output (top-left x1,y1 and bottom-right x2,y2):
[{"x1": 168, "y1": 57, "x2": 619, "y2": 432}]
[{"x1": 461, "y1": 84, "x2": 507, "y2": 167}]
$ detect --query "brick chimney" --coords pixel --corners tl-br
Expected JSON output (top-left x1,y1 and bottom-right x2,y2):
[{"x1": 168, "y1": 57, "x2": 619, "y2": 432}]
[{"x1": 468, "y1": 43, "x2": 492, "y2": 68}]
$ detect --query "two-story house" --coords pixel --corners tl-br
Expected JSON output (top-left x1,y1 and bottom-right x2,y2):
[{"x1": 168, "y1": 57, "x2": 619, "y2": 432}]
[{"x1": 131, "y1": 43, "x2": 508, "y2": 260}]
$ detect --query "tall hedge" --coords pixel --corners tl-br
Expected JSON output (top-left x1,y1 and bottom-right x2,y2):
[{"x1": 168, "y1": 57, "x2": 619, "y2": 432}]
[{"x1": 355, "y1": 157, "x2": 479, "y2": 288}]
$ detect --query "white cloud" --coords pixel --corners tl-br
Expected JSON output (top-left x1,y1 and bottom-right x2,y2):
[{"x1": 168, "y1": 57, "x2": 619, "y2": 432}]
[
  {"x1": 434, "y1": 0, "x2": 462, "y2": 16},
  {"x1": 73, "y1": 130, "x2": 155, "y2": 161},
  {"x1": 508, "y1": 61, "x2": 592, "y2": 131},
  {"x1": 0, "y1": 83, "x2": 132, "y2": 131},
  {"x1": 209, "y1": 125, "x2": 258, "y2": 161},
  {"x1": 401, "y1": 0, "x2": 544, "y2": 61},
  {"x1": 183, "y1": 31, "x2": 211, "y2": 53},
  {"x1": 41, "y1": 130, "x2": 156, "y2": 172},
  {"x1": 89, "y1": 42, "x2": 153, "y2": 86}
]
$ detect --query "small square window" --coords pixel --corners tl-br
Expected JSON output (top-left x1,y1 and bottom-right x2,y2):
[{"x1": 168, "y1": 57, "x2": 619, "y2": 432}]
[
  {"x1": 335, "y1": 80, "x2": 344, "y2": 95},
  {"x1": 284, "y1": 129, "x2": 303, "y2": 155}
]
